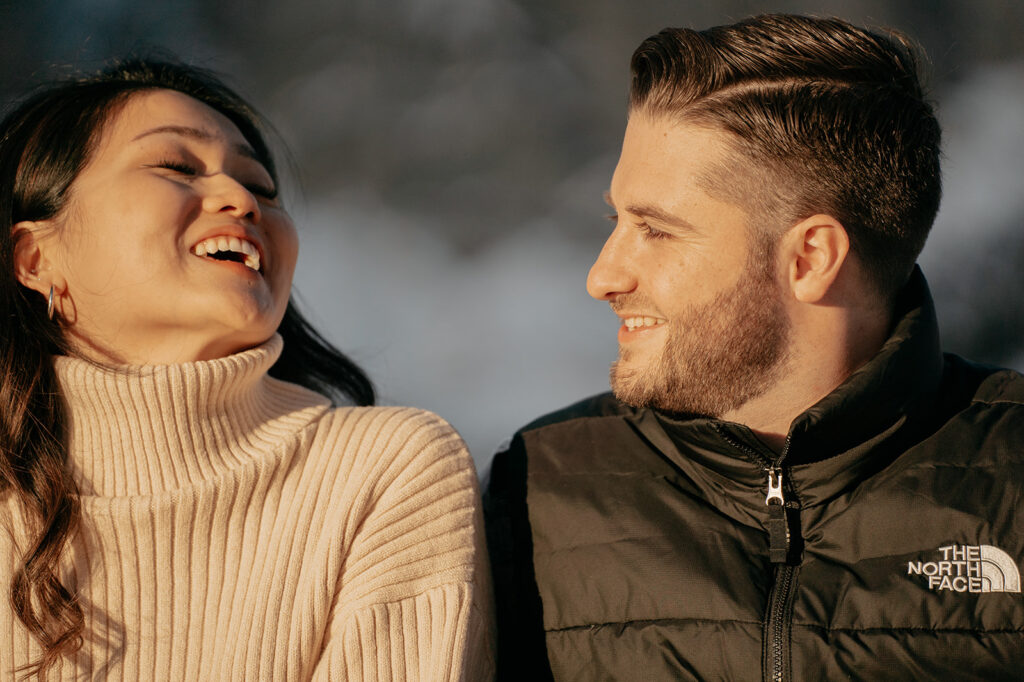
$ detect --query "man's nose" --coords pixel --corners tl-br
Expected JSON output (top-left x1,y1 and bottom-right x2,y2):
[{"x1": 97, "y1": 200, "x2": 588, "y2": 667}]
[{"x1": 586, "y1": 228, "x2": 637, "y2": 301}]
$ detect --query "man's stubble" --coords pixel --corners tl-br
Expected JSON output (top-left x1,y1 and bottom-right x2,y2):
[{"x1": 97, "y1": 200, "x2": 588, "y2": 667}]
[{"x1": 610, "y1": 255, "x2": 791, "y2": 418}]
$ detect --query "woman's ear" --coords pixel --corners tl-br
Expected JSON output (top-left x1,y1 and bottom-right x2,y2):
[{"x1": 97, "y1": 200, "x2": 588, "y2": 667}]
[
  {"x1": 779, "y1": 214, "x2": 850, "y2": 304},
  {"x1": 12, "y1": 220, "x2": 65, "y2": 298}
]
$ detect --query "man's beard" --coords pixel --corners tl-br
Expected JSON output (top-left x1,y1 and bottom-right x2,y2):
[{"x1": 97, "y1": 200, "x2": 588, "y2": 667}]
[{"x1": 610, "y1": 261, "x2": 791, "y2": 418}]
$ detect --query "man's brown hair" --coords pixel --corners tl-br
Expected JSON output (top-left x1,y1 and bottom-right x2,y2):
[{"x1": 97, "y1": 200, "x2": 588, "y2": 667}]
[{"x1": 630, "y1": 14, "x2": 942, "y2": 300}]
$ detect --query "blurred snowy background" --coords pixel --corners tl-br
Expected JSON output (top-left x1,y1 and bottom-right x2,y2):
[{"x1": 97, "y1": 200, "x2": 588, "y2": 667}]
[{"x1": 2, "y1": 0, "x2": 1021, "y2": 472}]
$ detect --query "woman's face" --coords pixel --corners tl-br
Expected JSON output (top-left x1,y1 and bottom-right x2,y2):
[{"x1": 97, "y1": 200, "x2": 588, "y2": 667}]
[{"x1": 35, "y1": 89, "x2": 298, "y2": 364}]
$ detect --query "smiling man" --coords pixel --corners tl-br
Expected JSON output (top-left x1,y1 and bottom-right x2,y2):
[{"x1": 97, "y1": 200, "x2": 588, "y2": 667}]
[
  {"x1": 484, "y1": 14, "x2": 1024, "y2": 681},
  {"x1": 596, "y1": 122, "x2": 795, "y2": 430}
]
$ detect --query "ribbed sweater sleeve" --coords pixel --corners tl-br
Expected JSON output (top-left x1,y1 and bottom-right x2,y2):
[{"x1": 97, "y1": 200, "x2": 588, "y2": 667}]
[
  {"x1": 0, "y1": 338, "x2": 495, "y2": 680},
  {"x1": 310, "y1": 409, "x2": 494, "y2": 681}
]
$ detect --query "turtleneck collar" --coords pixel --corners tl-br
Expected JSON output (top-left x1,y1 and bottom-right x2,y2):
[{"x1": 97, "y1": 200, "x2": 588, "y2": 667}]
[
  {"x1": 630, "y1": 268, "x2": 946, "y2": 510},
  {"x1": 55, "y1": 334, "x2": 331, "y2": 498}
]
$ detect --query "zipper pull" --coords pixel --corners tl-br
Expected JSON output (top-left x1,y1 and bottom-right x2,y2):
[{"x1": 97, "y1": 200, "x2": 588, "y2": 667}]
[
  {"x1": 766, "y1": 468, "x2": 788, "y2": 564},
  {"x1": 766, "y1": 469, "x2": 784, "y2": 505}
]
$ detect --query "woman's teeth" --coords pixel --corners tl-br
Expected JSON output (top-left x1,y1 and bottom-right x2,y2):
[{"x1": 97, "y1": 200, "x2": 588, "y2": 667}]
[
  {"x1": 192, "y1": 236, "x2": 261, "y2": 272},
  {"x1": 624, "y1": 316, "x2": 665, "y2": 331}
]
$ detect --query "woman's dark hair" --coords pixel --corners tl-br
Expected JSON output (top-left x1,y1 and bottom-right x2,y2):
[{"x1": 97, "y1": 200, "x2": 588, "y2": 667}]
[{"x1": 0, "y1": 58, "x2": 374, "y2": 676}]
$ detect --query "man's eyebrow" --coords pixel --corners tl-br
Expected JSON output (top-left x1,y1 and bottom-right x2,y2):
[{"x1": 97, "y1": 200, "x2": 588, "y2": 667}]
[
  {"x1": 131, "y1": 125, "x2": 259, "y2": 160},
  {"x1": 617, "y1": 199, "x2": 700, "y2": 232},
  {"x1": 603, "y1": 191, "x2": 700, "y2": 232},
  {"x1": 625, "y1": 203, "x2": 696, "y2": 228}
]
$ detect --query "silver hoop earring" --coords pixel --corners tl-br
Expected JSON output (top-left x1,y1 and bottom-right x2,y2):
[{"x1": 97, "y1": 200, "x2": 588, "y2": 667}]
[{"x1": 47, "y1": 285, "x2": 54, "y2": 320}]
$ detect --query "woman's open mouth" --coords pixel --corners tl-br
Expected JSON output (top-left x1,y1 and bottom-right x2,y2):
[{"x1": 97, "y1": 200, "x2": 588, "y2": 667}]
[{"x1": 191, "y1": 236, "x2": 262, "y2": 273}]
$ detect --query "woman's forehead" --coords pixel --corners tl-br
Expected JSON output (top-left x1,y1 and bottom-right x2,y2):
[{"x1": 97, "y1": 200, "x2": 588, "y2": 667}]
[{"x1": 97, "y1": 89, "x2": 253, "y2": 155}]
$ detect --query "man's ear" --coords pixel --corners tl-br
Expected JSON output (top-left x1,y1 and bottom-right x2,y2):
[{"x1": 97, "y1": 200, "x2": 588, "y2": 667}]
[
  {"x1": 780, "y1": 214, "x2": 850, "y2": 304},
  {"x1": 12, "y1": 220, "x2": 65, "y2": 298}
]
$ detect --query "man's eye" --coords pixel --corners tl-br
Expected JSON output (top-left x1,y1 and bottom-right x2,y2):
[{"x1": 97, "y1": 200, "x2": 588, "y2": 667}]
[{"x1": 638, "y1": 222, "x2": 669, "y2": 240}]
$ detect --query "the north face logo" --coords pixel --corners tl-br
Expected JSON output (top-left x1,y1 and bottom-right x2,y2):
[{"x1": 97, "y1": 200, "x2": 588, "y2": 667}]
[{"x1": 908, "y1": 545, "x2": 1021, "y2": 593}]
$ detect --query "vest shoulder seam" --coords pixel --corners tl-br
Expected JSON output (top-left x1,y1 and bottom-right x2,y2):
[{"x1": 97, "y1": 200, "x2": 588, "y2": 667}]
[
  {"x1": 793, "y1": 622, "x2": 1024, "y2": 635},
  {"x1": 546, "y1": 616, "x2": 762, "y2": 632}
]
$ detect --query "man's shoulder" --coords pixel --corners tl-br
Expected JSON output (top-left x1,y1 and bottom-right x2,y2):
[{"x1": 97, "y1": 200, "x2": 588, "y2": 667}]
[
  {"x1": 488, "y1": 393, "x2": 635, "y2": 473},
  {"x1": 515, "y1": 392, "x2": 637, "y2": 436},
  {"x1": 943, "y1": 354, "x2": 1024, "y2": 407},
  {"x1": 486, "y1": 393, "x2": 640, "y2": 496},
  {"x1": 970, "y1": 367, "x2": 1024, "y2": 407},
  {"x1": 933, "y1": 355, "x2": 1024, "y2": 460}
]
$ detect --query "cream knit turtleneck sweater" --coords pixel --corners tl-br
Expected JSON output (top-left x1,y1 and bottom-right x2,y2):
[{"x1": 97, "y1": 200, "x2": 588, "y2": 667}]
[{"x1": 0, "y1": 336, "x2": 494, "y2": 680}]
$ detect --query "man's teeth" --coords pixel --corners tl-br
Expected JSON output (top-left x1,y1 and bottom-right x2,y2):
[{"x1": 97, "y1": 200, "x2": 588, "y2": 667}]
[
  {"x1": 624, "y1": 316, "x2": 665, "y2": 331},
  {"x1": 192, "y1": 236, "x2": 261, "y2": 272}
]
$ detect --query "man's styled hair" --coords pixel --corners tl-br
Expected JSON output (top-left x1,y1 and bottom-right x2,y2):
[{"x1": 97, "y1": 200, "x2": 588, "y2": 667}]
[{"x1": 630, "y1": 14, "x2": 942, "y2": 300}]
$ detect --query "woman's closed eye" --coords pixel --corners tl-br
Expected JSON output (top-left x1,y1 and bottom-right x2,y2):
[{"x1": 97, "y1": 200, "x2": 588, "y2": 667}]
[
  {"x1": 150, "y1": 158, "x2": 276, "y2": 200},
  {"x1": 151, "y1": 158, "x2": 199, "y2": 176},
  {"x1": 245, "y1": 181, "x2": 277, "y2": 201}
]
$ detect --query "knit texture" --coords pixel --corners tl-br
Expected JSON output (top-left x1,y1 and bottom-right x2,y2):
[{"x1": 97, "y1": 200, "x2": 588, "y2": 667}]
[{"x1": 0, "y1": 336, "x2": 494, "y2": 680}]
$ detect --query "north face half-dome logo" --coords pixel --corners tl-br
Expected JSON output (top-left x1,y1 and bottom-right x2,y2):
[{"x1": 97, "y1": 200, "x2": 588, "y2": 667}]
[{"x1": 908, "y1": 545, "x2": 1021, "y2": 593}]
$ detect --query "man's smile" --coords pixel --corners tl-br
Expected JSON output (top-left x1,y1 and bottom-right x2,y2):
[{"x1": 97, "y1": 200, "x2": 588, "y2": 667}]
[
  {"x1": 621, "y1": 315, "x2": 667, "y2": 332},
  {"x1": 616, "y1": 312, "x2": 668, "y2": 344}
]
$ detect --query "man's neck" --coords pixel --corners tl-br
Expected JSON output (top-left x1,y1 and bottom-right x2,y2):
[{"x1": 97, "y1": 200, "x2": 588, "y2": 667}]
[{"x1": 721, "y1": 305, "x2": 891, "y2": 453}]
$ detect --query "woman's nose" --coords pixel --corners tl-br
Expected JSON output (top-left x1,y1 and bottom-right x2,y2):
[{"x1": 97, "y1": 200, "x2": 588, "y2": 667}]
[{"x1": 202, "y1": 174, "x2": 262, "y2": 223}]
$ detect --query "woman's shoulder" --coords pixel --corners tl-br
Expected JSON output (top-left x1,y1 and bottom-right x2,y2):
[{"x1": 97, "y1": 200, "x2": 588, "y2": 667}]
[
  {"x1": 305, "y1": 405, "x2": 476, "y2": 485},
  {"x1": 317, "y1": 405, "x2": 464, "y2": 445}
]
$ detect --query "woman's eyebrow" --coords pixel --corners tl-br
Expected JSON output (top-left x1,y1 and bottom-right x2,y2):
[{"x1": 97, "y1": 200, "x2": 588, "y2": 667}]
[{"x1": 131, "y1": 125, "x2": 258, "y2": 160}]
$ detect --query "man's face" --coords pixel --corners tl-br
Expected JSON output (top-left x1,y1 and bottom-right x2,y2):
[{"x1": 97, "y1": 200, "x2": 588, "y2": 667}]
[{"x1": 587, "y1": 114, "x2": 791, "y2": 417}]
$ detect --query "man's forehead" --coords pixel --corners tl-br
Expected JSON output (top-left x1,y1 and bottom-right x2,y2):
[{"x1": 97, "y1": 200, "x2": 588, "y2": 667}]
[
  {"x1": 612, "y1": 121, "x2": 717, "y2": 195},
  {"x1": 611, "y1": 115, "x2": 763, "y2": 218}
]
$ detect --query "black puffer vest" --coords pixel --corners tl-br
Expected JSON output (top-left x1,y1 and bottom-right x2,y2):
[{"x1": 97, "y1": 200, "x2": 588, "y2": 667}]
[{"x1": 485, "y1": 272, "x2": 1024, "y2": 681}]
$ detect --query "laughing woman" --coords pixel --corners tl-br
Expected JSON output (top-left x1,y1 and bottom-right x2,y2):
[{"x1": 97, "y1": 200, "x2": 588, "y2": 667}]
[{"x1": 0, "y1": 60, "x2": 493, "y2": 680}]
